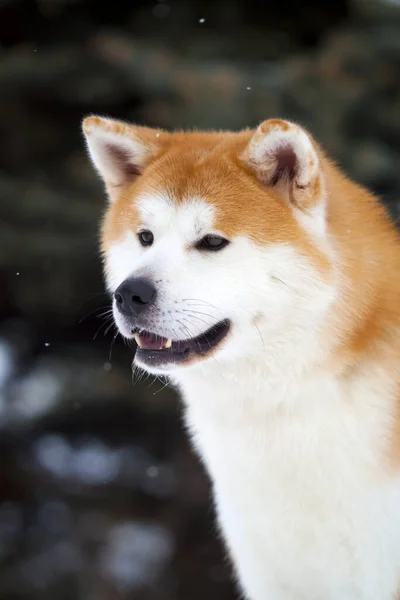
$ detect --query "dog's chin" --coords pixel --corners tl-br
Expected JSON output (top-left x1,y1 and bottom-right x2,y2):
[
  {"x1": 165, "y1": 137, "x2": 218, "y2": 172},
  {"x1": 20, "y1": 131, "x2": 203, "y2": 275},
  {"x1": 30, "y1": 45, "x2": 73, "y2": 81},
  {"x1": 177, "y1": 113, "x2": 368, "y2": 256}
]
[{"x1": 114, "y1": 312, "x2": 231, "y2": 373}]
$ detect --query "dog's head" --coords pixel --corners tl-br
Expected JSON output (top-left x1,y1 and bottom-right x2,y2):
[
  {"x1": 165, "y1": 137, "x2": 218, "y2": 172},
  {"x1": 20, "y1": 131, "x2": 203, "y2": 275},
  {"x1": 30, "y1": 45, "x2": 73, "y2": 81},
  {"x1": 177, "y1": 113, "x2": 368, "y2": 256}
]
[{"x1": 83, "y1": 117, "x2": 335, "y2": 375}]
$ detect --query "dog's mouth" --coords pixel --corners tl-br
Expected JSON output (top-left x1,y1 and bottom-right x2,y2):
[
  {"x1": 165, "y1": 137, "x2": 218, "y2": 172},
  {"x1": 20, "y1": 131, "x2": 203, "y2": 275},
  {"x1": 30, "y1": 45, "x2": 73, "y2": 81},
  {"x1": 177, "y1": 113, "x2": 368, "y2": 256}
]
[{"x1": 133, "y1": 319, "x2": 231, "y2": 368}]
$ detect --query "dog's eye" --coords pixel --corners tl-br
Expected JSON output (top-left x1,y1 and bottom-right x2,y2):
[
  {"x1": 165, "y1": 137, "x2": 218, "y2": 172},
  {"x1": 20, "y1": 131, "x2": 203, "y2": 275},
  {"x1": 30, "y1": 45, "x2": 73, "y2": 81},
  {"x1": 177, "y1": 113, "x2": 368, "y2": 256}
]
[
  {"x1": 196, "y1": 235, "x2": 230, "y2": 252},
  {"x1": 138, "y1": 230, "x2": 154, "y2": 247}
]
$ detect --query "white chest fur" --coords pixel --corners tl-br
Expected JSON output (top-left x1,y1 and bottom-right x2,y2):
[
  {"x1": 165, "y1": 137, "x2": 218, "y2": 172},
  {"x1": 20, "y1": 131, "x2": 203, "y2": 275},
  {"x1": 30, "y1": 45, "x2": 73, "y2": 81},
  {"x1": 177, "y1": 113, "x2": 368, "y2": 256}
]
[{"x1": 177, "y1": 367, "x2": 400, "y2": 600}]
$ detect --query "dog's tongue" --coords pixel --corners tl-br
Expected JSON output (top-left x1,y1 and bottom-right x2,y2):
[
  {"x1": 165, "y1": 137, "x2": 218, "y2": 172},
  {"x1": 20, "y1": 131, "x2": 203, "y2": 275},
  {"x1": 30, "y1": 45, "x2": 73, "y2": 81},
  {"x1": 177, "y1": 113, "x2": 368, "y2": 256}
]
[{"x1": 137, "y1": 332, "x2": 169, "y2": 350}]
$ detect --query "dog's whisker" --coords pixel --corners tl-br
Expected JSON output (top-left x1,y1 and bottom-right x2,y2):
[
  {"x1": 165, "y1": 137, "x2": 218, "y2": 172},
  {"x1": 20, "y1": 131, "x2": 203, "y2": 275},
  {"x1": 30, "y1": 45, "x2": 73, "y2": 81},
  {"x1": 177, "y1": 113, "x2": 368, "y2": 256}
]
[
  {"x1": 182, "y1": 299, "x2": 225, "y2": 315},
  {"x1": 104, "y1": 321, "x2": 115, "y2": 336},
  {"x1": 93, "y1": 320, "x2": 110, "y2": 340},
  {"x1": 253, "y1": 321, "x2": 266, "y2": 350},
  {"x1": 176, "y1": 310, "x2": 213, "y2": 329},
  {"x1": 177, "y1": 319, "x2": 195, "y2": 340},
  {"x1": 152, "y1": 375, "x2": 172, "y2": 395},
  {"x1": 179, "y1": 317, "x2": 219, "y2": 362},
  {"x1": 109, "y1": 330, "x2": 119, "y2": 361},
  {"x1": 96, "y1": 309, "x2": 114, "y2": 319},
  {"x1": 178, "y1": 308, "x2": 216, "y2": 321},
  {"x1": 79, "y1": 304, "x2": 112, "y2": 323}
]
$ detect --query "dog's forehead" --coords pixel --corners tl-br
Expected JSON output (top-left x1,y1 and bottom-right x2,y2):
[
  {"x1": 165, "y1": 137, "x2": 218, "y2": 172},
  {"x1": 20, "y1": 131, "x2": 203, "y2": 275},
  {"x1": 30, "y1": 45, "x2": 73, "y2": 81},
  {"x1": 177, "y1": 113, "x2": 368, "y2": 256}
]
[{"x1": 136, "y1": 192, "x2": 216, "y2": 237}]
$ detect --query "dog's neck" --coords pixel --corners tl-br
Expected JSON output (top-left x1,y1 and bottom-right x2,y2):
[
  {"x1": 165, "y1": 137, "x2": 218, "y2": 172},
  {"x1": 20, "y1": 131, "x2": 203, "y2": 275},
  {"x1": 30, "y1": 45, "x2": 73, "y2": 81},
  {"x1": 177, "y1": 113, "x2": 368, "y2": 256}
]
[{"x1": 173, "y1": 327, "x2": 330, "y2": 421}]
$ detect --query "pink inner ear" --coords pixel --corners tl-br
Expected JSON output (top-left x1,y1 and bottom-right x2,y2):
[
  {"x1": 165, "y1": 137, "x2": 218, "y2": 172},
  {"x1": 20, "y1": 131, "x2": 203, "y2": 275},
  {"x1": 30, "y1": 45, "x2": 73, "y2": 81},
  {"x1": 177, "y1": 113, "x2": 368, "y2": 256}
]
[
  {"x1": 105, "y1": 143, "x2": 141, "y2": 179},
  {"x1": 270, "y1": 145, "x2": 297, "y2": 186}
]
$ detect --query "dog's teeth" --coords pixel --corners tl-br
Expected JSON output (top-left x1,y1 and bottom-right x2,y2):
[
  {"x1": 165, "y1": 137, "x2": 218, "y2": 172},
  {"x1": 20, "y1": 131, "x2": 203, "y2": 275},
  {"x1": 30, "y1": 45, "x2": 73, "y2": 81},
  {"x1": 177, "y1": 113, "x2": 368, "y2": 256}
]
[
  {"x1": 134, "y1": 333, "x2": 142, "y2": 348},
  {"x1": 134, "y1": 334, "x2": 172, "y2": 350}
]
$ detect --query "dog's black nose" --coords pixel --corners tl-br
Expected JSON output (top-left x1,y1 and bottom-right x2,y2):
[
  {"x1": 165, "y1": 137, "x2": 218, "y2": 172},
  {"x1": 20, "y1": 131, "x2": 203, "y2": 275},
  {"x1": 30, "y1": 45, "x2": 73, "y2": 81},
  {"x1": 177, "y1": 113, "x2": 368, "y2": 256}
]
[{"x1": 114, "y1": 278, "x2": 156, "y2": 316}]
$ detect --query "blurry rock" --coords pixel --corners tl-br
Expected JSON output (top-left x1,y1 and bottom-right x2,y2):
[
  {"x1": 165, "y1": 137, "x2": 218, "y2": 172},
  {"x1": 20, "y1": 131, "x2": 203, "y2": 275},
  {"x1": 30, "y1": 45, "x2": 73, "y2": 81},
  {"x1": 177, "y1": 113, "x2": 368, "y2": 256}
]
[
  {"x1": 31, "y1": 433, "x2": 177, "y2": 499},
  {"x1": 100, "y1": 521, "x2": 174, "y2": 591},
  {"x1": 0, "y1": 340, "x2": 15, "y2": 390},
  {"x1": 34, "y1": 435, "x2": 75, "y2": 481},
  {"x1": 11, "y1": 367, "x2": 61, "y2": 422},
  {"x1": 2, "y1": 350, "x2": 132, "y2": 428}
]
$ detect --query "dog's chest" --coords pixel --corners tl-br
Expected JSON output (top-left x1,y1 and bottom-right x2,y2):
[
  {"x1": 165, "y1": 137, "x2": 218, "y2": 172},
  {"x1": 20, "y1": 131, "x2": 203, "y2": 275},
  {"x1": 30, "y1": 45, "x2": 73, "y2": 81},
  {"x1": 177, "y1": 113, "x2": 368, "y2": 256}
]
[{"x1": 181, "y1": 373, "x2": 400, "y2": 600}]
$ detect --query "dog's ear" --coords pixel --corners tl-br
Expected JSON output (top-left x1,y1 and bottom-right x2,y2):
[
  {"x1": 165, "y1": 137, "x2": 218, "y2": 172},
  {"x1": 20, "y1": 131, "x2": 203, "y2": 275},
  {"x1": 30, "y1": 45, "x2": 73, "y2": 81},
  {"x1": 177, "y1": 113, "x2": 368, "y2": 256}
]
[
  {"x1": 82, "y1": 116, "x2": 164, "y2": 202},
  {"x1": 241, "y1": 119, "x2": 325, "y2": 215}
]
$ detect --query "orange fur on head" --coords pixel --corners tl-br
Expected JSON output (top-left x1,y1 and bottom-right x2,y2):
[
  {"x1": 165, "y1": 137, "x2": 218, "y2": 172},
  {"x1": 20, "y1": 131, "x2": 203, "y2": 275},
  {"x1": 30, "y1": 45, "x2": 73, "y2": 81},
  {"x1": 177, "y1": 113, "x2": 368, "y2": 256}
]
[{"x1": 83, "y1": 117, "x2": 333, "y2": 279}]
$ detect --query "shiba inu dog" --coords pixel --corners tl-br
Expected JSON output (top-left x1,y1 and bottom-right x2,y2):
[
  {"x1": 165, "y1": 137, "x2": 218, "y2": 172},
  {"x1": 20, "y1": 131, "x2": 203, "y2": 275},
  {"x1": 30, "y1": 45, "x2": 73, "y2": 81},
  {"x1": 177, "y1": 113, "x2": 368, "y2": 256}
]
[{"x1": 83, "y1": 115, "x2": 400, "y2": 600}]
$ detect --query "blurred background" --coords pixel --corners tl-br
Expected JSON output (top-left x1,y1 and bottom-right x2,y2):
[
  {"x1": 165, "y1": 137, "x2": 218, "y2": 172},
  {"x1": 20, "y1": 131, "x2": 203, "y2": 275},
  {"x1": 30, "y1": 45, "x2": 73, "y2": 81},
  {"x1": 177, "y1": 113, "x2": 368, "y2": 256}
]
[{"x1": 1, "y1": 0, "x2": 400, "y2": 598}]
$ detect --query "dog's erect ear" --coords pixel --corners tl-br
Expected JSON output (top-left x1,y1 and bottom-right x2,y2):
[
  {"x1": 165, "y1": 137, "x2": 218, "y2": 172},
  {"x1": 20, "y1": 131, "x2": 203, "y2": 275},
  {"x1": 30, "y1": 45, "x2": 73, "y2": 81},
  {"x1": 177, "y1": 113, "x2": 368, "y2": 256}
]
[
  {"x1": 241, "y1": 119, "x2": 325, "y2": 213},
  {"x1": 82, "y1": 116, "x2": 164, "y2": 202}
]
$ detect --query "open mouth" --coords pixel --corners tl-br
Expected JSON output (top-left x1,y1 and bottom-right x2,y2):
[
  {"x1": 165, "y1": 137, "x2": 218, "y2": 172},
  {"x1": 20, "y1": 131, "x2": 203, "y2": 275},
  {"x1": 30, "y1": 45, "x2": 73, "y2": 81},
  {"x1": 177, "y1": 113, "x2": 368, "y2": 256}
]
[{"x1": 133, "y1": 319, "x2": 231, "y2": 368}]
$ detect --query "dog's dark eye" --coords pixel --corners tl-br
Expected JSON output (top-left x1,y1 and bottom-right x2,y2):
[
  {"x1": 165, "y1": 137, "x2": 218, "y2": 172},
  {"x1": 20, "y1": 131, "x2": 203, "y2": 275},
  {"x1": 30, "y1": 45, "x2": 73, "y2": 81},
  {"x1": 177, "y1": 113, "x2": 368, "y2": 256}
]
[
  {"x1": 196, "y1": 235, "x2": 230, "y2": 252},
  {"x1": 138, "y1": 230, "x2": 154, "y2": 247}
]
